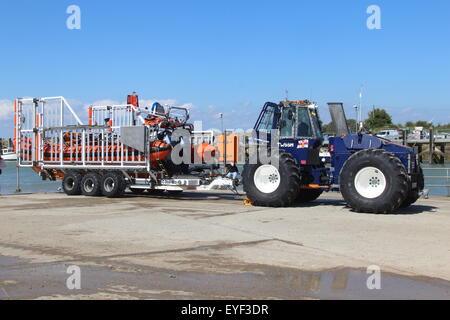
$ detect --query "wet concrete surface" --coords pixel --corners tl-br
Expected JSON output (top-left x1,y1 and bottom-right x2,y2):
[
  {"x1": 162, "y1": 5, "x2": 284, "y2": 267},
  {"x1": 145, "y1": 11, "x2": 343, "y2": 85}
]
[
  {"x1": 1, "y1": 255, "x2": 449, "y2": 300},
  {"x1": 0, "y1": 191, "x2": 449, "y2": 299}
]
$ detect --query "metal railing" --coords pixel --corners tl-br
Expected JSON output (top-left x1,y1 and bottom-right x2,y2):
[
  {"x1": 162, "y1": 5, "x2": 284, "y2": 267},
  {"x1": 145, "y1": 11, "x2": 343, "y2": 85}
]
[
  {"x1": 423, "y1": 167, "x2": 450, "y2": 197},
  {"x1": 16, "y1": 97, "x2": 149, "y2": 170},
  {"x1": 40, "y1": 127, "x2": 148, "y2": 169}
]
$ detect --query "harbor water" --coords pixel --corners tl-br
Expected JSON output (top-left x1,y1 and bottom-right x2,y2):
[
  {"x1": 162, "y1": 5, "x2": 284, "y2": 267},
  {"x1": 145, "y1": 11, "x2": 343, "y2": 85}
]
[
  {"x1": 0, "y1": 161, "x2": 59, "y2": 195},
  {"x1": 0, "y1": 160, "x2": 449, "y2": 197}
]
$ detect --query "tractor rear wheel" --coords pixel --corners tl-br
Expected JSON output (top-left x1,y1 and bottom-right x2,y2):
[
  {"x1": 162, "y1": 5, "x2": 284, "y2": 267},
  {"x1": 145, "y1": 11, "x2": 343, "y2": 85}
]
[
  {"x1": 296, "y1": 189, "x2": 323, "y2": 203},
  {"x1": 243, "y1": 150, "x2": 300, "y2": 207},
  {"x1": 340, "y1": 149, "x2": 409, "y2": 214},
  {"x1": 62, "y1": 171, "x2": 82, "y2": 196},
  {"x1": 101, "y1": 172, "x2": 126, "y2": 198},
  {"x1": 81, "y1": 172, "x2": 102, "y2": 197}
]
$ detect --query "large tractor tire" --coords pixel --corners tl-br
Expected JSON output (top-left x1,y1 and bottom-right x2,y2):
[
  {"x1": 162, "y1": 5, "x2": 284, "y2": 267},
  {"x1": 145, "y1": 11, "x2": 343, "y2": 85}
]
[
  {"x1": 101, "y1": 172, "x2": 126, "y2": 198},
  {"x1": 296, "y1": 189, "x2": 323, "y2": 203},
  {"x1": 62, "y1": 171, "x2": 83, "y2": 196},
  {"x1": 340, "y1": 149, "x2": 409, "y2": 214},
  {"x1": 400, "y1": 167, "x2": 424, "y2": 208},
  {"x1": 81, "y1": 172, "x2": 103, "y2": 197},
  {"x1": 242, "y1": 150, "x2": 300, "y2": 207}
]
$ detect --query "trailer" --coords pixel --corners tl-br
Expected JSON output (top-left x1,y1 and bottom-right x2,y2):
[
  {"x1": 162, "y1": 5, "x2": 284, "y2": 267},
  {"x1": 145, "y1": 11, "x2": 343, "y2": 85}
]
[{"x1": 14, "y1": 94, "x2": 237, "y2": 197}]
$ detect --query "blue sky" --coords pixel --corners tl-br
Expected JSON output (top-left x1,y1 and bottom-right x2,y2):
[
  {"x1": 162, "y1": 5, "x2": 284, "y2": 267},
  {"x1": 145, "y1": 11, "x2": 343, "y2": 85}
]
[{"x1": 0, "y1": 0, "x2": 449, "y2": 137}]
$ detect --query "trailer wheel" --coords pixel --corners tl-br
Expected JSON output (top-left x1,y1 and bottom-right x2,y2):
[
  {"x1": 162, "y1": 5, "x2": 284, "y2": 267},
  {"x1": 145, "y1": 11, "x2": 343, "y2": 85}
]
[
  {"x1": 242, "y1": 150, "x2": 300, "y2": 207},
  {"x1": 62, "y1": 172, "x2": 83, "y2": 196},
  {"x1": 81, "y1": 172, "x2": 102, "y2": 196},
  {"x1": 296, "y1": 189, "x2": 323, "y2": 203},
  {"x1": 340, "y1": 149, "x2": 409, "y2": 214},
  {"x1": 101, "y1": 172, "x2": 126, "y2": 198}
]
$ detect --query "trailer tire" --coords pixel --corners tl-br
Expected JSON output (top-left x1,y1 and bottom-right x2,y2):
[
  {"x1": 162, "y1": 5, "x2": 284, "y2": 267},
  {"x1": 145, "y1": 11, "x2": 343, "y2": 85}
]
[
  {"x1": 81, "y1": 172, "x2": 103, "y2": 197},
  {"x1": 296, "y1": 189, "x2": 323, "y2": 203},
  {"x1": 101, "y1": 172, "x2": 126, "y2": 198},
  {"x1": 62, "y1": 172, "x2": 83, "y2": 196},
  {"x1": 243, "y1": 150, "x2": 300, "y2": 207},
  {"x1": 340, "y1": 149, "x2": 409, "y2": 214}
]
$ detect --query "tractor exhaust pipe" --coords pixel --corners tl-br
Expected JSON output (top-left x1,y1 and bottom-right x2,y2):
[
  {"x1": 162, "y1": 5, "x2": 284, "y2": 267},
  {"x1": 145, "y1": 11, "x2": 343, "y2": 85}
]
[{"x1": 328, "y1": 102, "x2": 350, "y2": 137}]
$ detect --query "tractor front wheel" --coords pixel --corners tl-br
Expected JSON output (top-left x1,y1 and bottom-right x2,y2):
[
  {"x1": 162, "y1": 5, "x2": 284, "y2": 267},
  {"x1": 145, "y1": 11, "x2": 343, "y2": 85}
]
[
  {"x1": 243, "y1": 150, "x2": 300, "y2": 207},
  {"x1": 340, "y1": 149, "x2": 409, "y2": 214}
]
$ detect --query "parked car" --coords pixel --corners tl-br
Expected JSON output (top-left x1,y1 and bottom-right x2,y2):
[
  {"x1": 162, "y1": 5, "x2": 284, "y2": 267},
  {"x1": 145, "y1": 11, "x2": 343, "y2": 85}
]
[
  {"x1": 376, "y1": 130, "x2": 402, "y2": 141},
  {"x1": 435, "y1": 132, "x2": 449, "y2": 139}
]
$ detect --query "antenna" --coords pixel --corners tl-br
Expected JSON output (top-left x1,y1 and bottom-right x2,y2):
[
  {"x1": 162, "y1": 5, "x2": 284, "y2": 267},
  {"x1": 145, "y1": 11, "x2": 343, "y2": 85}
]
[
  {"x1": 285, "y1": 89, "x2": 289, "y2": 101},
  {"x1": 359, "y1": 84, "x2": 364, "y2": 124}
]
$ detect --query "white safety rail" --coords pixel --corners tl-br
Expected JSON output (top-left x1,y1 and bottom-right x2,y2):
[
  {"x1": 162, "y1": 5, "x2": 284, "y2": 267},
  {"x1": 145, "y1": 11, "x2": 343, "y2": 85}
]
[
  {"x1": 16, "y1": 97, "x2": 83, "y2": 167},
  {"x1": 40, "y1": 127, "x2": 148, "y2": 169},
  {"x1": 90, "y1": 104, "x2": 146, "y2": 130},
  {"x1": 16, "y1": 97, "x2": 149, "y2": 170}
]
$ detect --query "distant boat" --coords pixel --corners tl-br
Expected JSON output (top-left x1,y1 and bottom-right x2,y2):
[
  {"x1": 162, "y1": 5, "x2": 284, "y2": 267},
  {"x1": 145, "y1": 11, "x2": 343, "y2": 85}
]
[
  {"x1": 0, "y1": 156, "x2": 5, "y2": 170},
  {"x1": 1, "y1": 148, "x2": 17, "y2": 161}
]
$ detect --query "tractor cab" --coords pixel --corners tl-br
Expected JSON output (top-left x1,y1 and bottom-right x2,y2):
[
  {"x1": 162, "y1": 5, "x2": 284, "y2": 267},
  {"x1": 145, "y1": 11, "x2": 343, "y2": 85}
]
[{"x1": 255, "y1": 100, "x2": 324, "y2": 165}]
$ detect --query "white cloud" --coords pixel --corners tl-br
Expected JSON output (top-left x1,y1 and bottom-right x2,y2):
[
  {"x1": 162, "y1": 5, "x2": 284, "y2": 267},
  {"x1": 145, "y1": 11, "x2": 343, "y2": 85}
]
[
  {"x1": 89, "y1": 99, "x2": 121, "y2": 107},
  {"x1": 0, "y1": 100, "x2": 13, "y2": 120}
]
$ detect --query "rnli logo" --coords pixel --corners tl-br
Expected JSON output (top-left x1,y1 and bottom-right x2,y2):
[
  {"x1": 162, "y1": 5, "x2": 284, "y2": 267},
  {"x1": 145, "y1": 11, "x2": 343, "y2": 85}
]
[{"x1": 297, "y1": 140, "x2": 309, "y2": 149}]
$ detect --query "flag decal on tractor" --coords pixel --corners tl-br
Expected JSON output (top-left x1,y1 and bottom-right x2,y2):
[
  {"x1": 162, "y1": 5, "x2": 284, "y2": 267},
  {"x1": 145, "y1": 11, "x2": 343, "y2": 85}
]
[{"x1": 297, "y1": 139, "x2": 309, "y2": 149}]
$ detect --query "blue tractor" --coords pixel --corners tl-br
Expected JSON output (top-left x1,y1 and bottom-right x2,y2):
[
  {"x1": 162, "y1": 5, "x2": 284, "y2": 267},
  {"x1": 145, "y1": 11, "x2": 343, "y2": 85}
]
[{"x1": 242, "y1": 100, "x2": 424, "y2": 213}]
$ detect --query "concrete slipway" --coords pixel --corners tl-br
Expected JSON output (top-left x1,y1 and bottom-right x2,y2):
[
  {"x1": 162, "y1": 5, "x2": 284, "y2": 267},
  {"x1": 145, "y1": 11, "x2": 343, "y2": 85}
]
[{"x1": 0, "y1": 191, "x2": 449, "y2": 299}]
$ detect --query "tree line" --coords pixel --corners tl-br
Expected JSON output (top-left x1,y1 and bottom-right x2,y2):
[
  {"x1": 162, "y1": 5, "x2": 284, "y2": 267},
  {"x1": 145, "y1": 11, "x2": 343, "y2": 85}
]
[{"x1": 322, "y1": 108, "x2": 450, "y2": 134}]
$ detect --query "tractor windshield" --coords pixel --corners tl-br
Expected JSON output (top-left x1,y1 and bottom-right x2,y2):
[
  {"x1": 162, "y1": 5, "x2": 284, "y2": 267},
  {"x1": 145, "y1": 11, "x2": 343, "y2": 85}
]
[
  {"x1": 280, "y1": 105, "x2": 296, "y2": 137},
  {"x1": 255, "y1": 105, "x2": 276, "y2": 132},
  {"x1": 309, "y1": 108, "x2": 323, "y2": 138},
  {"x1": 297, "y1": 108, "x2": 313, "y2": 137},
  {"x1": 296, "y1": 105, "x2": 322, "y2": 138}
]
